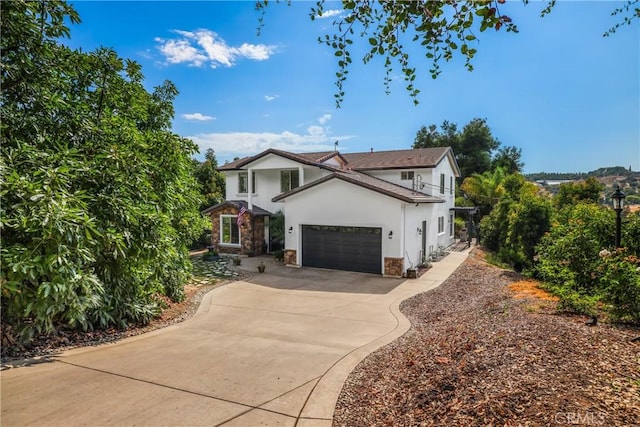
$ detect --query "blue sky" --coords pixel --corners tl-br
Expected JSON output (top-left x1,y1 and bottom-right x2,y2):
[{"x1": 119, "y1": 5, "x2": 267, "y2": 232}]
[{"x1": 67, "y1": 1, "x2": 639, "y2": 174}]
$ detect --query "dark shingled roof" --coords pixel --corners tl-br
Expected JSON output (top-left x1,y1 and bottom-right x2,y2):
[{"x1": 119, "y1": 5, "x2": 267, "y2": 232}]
[
  {"x1": 272, "y1": 171, "x2": 445, "y2": 204},
  {"x1": 218, "y1": 147, "x2": 459, "y2": 176},
  {"x1": 218, "y1": 149, "x2": 342, "y2": 171},
  {"x1": 201, "y1": 200, "x2": 272, "y2": 216},
  {"x1": 340, "y1": 147, "x2": 452, "y2": 171}
]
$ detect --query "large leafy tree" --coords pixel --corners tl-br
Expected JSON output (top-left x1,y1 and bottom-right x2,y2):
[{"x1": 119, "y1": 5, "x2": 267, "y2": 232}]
[
  {"x1": 460, "y1": 167, "x2": 507, "y2": 216},
  {"x1": 479, "y1": 173, "x2": 551, "y2": 271},
  {"x1": 554, "y1": 177, "x2": 604, "y2": 209},
  {"x1": 413, "y1": 118, "x2": 520, "y2": 179},
  {"x1": 1, "y1": 0, "x2": 203, "y2": 343},
  {"x1": 193, "y1": 148, "x2": 226, "y2": 211}
]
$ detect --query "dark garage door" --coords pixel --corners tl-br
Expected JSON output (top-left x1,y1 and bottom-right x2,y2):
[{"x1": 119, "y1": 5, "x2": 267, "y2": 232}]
[{"x1": 302, "y1": 225, "x2": 382, "y2": 274}]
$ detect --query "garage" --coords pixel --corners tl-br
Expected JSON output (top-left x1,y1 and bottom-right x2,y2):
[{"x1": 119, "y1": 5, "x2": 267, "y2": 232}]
[{"x1": 302, "y1": 225, "x2": 382, "y2": 274}]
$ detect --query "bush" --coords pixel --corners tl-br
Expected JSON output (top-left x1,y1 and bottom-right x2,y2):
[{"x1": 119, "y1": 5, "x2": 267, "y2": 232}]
[
  {"x1": 599, "y1": 249, "x2": 640, "y2": 323},
  {"x1": 273, "y1": 249, "x2": 284, "y2": 262}
]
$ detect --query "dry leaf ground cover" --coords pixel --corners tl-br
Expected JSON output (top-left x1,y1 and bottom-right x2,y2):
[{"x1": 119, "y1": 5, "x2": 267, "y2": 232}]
[{"x1": 334, "y1": 251, "x2": 640, "y2": 426}]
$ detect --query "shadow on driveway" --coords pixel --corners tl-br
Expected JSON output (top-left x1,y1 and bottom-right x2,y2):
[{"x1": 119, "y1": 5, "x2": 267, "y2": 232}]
[{"x1": 245, "y1": 264, "x2": 406, "y2": 294}]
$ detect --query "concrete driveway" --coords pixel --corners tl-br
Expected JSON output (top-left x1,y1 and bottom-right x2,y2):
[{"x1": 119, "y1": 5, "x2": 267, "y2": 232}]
[{"x1": 1, "y1": 251, "x2": 468, "y2": 426}]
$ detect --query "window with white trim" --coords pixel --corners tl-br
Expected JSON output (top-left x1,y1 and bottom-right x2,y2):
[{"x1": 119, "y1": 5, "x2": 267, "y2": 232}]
[
  {"x1": 440, "y1": 173, "x2": 445, "y2": 194},
  {"x1": 238, "y1": 172, "x2": 256, "y2": 194},
  {"x1": 450, "y1": 176, "x2": 454, "y2": 195},
  {"x1": 220, "y1": 215, "x2": 240, "y2": 245},
  {"x1": 438, "y1": 216, "x2": 445, "y2": 234},
  {"x1": 281, "y1": 170, "x2": 300, "y2": 192},
  {"x1": 401, "y1": 171, "x2": 414, "y2": 180}
]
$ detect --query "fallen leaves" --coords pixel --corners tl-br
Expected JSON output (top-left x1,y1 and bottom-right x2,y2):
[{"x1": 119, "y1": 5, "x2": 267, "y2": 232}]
[{"x1": 334, "y1": 251, "x2": 640, "y2": 426}]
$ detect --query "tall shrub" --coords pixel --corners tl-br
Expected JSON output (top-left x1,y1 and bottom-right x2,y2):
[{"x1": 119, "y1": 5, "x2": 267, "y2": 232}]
[{"x1": 1, "y1": 1, "x2": 202, "y2": 342}]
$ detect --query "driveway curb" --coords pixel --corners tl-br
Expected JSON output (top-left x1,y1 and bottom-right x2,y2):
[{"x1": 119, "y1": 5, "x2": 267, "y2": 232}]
[{"x1": 296, "y1": 249, "x2": 471, "y2": 425}]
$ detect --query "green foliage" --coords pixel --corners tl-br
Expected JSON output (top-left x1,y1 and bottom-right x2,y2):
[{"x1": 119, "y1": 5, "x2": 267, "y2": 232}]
[
  {"x1": 491, "y1": 146, "x2": 524, "y2": 174},
  {"x1": 479, "y1": 174, "x2": 551, "y2": 271},
  {"x1": 535, "y1": 204, "x2": 614, "y2": 293},
  {"x1": 193, "y1": 148, "x2": 226, "y2": 211},
  {"x1": 1, "y1": 1, "x2": 202, "y2": 342},
  {"x1": 554, "y1": 177, "x2": 604, "y2": 209},
  {"x1": 268, "y1": 0, "x2": 522, "y2": 106},
  {"x1": 269, "y1": 210, "x2": 285, "y2": 251},
  {"x1": 598, "y1": 249, "x2": 640, "y2": 323},
  {"x1": 414, "y1": 118, "x2": 515, "y2": 179},
  {"x1": 461, "y1": 167, "x2": 507, "y2": 215},
  {"x1": 533, "y1": 205, "x2": 640, "y2": 321},
  {"x1": 258, "y1": 1, "x2": 636, "y2": 106},
  {"x1": 502, "y1": 192, "x2": 552, "y2": 271}
]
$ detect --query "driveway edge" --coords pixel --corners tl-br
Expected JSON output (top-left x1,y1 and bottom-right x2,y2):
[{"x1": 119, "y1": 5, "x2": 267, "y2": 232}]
[{"x1": 297, "y1": 249, "x2": 471, "y2": 425}]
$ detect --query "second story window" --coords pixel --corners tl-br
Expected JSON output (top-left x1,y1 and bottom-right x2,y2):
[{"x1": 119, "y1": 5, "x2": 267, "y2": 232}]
[
  {"x1": 450, "y1": 176, "x2": 454, "y2": 195},
  {"x1": 281, "y1": 170, "x2": 300, "y2": 192},
  {"x1": 440, "y1": 173, "x2": 445, "y2": 194},
  {"x1": 401, "y1": 171, "x2": 414, "y2": 181},
  {"x1": 238, "y1": 172, "x2": 256, "y2": 194}
]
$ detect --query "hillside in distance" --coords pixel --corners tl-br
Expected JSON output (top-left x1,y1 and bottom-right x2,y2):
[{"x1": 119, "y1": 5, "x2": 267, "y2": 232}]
[
  {"x1": 526, "y1": 166, "x2": 636, "y2": 182},
  {"x1": 526, "y1": 166, "x2": 640, "y2": 204}
]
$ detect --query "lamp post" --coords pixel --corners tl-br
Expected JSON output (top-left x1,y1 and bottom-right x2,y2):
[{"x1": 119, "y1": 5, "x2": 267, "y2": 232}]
[{"x1": 611, "y1": 185, "x2": 626, "y2": 248}]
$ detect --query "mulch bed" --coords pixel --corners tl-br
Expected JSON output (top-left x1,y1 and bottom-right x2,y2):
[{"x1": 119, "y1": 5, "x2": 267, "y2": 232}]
[{"x1": 334, "y1": 250, "x2": 640, "y2": 426}]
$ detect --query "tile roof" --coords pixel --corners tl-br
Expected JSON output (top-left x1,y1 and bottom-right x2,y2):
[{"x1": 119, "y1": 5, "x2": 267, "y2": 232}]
[
  {"x1": 272, "y1": 170, "x2": 445, "y2": 204},
  {"x1": 201, "y1": 200, "x2": 272, "y2": 216}
]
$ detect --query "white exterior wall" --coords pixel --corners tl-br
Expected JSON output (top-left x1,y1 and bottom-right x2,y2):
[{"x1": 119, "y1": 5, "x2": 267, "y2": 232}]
[
  {"x1": 280, "y1": 179, "x2": 403, "y2": 268},
  {"x1": 430, "y1": 157, "x2": 456, "y2": 250},
  {"x1": 367, "y1": 168, "x2": 434, "y2": 192},
  {"x1": 222, "y1": 161, "x2": 332, "y2": 214}
]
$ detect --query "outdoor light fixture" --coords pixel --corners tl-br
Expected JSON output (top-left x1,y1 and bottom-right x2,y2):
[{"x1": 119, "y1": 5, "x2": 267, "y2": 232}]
[
  {"x1": 388, "y1": 231, "x2": 393, "y2": 239},
  {"x1": 611, "y1": 185, "x2": 626, "y2": 247},
  {"x1": 417, "y1": 228, "x2": 422, "y2": 235},
  {"x1": 288, "y1": 226, "x2": 293, "y2": 234}
]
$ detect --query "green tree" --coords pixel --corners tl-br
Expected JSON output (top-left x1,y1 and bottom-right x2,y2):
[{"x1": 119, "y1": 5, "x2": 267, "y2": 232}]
[
  {"x1": 491, "y1": 146, "x2": 524, "y2": 174},
  {"x1": 260, "y1": 0, "x2": 638, "y2": 106},
  {"x1": 460, "y1": 167, "x2": 507, "y2": 216},
  {"x1": 554, "y1": 177, "x2": 604, "y2": 209},
  {"x1": 193, "y1": 148, "x2": 226, "y2": 211},
  {"x1": 1, "y1": 0, "x2": 203, "y2": 343},
  {"x1": 479, "y1": 173, "x2": 550, "y2": 271},
  {"x1": 414, "y1": 118, "x2": 504, "y2": 179}
]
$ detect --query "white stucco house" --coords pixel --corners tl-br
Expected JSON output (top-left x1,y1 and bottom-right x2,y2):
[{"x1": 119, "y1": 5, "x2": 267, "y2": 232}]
[{"x1": 203, "y1": 147, "x2": 460, "y2": 277}]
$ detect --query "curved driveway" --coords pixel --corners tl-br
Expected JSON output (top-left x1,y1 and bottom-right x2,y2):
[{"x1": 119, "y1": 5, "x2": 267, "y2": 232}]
[{"x1": 1, "y1": 251, "x2": 468, "y2": 426}]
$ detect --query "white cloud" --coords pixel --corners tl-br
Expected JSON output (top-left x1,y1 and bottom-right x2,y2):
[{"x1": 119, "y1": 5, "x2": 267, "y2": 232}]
[
  {"x1": 155, "y1": 38, "x2": 208, "y2": 66},
  {"x1": 182, "y1": 113, "x2": 215, "y2": 121},
  {"x1": 188, "y1": 129, "x2": 354, "y2": 158},
  {"x1": 316, "y1": 9, "x2": 343, "y2": 19},
  {"x1": 264, "y1": 95, "x2": 279, "y2": 102},
  {"x1": 236, "y1": 43, "x2": 273, "y2": 61},
  {"x1": 156, "y1": 29, "x2": 276, "y2": 68},
  {"x1": 318, "y1": 113, "x2": 332, "y2": 125}
]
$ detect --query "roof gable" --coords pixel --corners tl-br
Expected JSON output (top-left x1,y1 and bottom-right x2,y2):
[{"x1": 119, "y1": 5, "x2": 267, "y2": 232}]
[
  {"x1": 272, "y1": 171, "x2": 444, "y2": 204},
  {"x1": 218, "y1": 149, "x2": 339, "y2": 171},
  {"x1": 218, "y1": 146, "x2": 460, "y2": 176}
]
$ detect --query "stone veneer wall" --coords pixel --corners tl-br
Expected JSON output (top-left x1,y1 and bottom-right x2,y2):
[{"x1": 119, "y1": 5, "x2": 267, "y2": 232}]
[
  {"x1": 384, "y1": 257, "x2": 404, "y2": 278},
  {"x1": 283, "y1": 249, "x2": 297, "y2": 266},
  {"x1": 209, "y1": 206, "x2": 265, "y2": 255}
]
